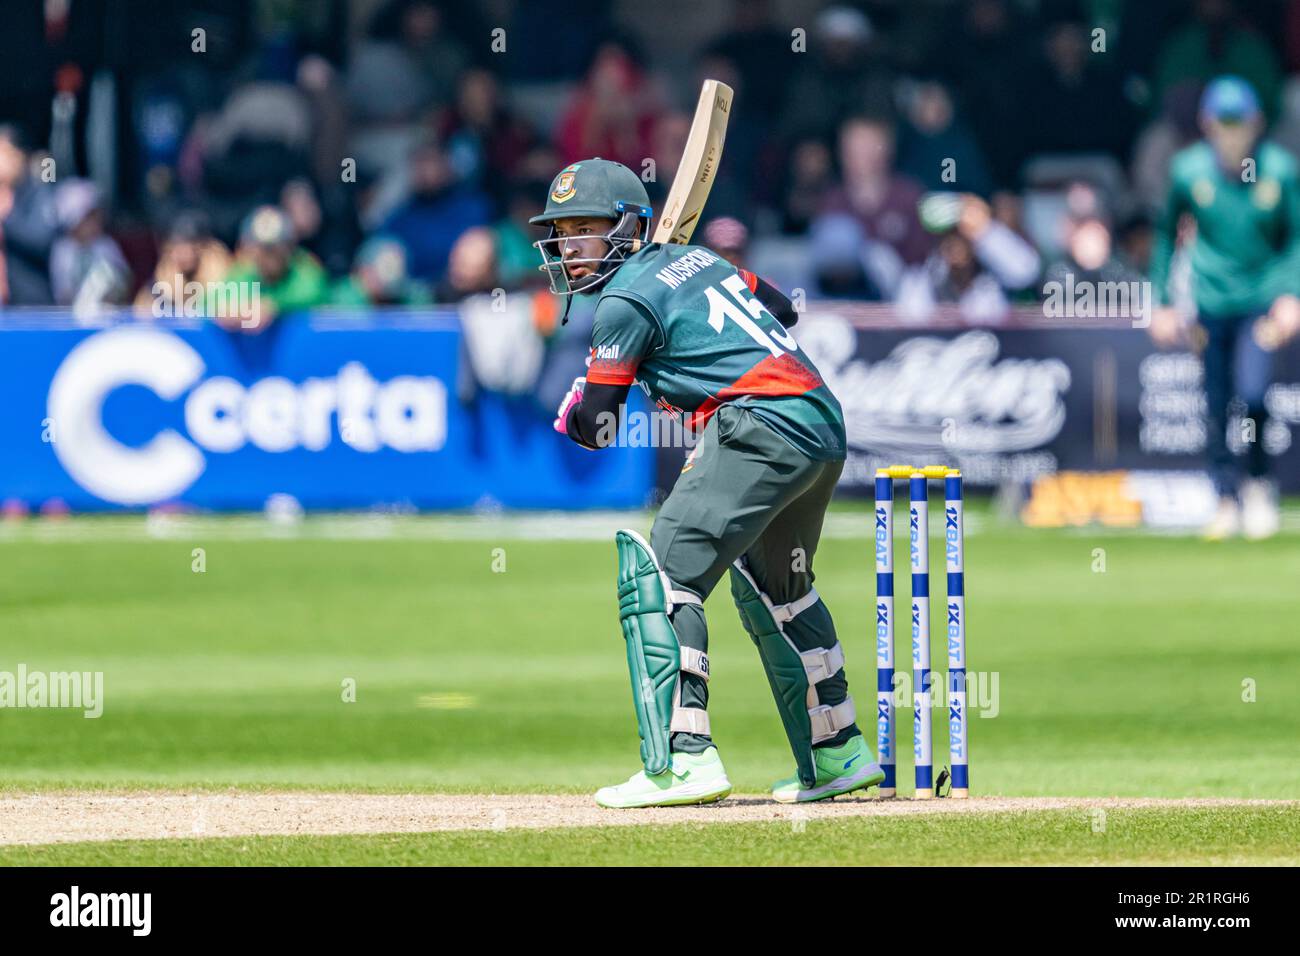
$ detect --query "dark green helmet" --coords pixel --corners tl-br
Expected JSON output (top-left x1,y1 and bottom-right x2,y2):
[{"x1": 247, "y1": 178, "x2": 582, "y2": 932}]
[{"x1": 529, "y1": 158, "x2": 652, "y2": 226}]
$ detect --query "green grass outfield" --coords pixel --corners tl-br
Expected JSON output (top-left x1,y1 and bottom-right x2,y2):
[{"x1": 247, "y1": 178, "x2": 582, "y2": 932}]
[
  {"x1": 1, "y1": 504, "x2": 1298, "y2": 864},
  {"x1": 4, "y1": 805, "x2": 1299, "y2": 866}
]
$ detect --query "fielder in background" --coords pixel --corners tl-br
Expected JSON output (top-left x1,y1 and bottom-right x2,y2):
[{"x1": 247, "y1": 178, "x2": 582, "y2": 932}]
[
  {"x1": 534, "y1": 158, "x2": 884, "y2": 807},
  {"x1": 1148, "y1": 75, "x2": 1300, "y2": 540}
]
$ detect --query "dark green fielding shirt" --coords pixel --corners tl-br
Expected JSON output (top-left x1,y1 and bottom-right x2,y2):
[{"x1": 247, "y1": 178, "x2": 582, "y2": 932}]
[
  {"x1": 586, "y1": 243, "x2": 846, "y2": 461},
  {"x1": 1150, "y1": 140, "x2": 1300, "y2": 316}
]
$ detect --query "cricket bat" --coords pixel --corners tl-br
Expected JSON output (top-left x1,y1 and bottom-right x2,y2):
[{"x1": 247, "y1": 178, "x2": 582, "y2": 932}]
[{"x1": 652, "y1": 79, "x2": 734, "y2": 245}]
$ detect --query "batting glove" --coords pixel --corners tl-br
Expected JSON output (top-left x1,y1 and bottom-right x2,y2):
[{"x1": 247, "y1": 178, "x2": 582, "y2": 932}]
[{"x1": 553, "y1": 376, "x2": 585, "y2": 434}]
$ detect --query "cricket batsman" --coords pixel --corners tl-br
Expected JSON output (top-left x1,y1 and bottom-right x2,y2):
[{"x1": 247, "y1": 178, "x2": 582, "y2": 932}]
[
  {"x1": 532, "y1": 158, "x2": 884, "y2": 807},
  {"x1": 1149, "y1": 76, "x2": 1300, "y2": 539}
]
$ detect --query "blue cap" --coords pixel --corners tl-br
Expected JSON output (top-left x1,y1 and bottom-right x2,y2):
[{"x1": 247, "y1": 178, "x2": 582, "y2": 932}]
[{"x1": 1200, "y1": 76, "x2": 1261, "y2": 122}]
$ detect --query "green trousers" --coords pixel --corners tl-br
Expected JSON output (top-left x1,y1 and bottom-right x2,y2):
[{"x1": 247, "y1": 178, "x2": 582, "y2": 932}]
[{"x1": 649, "y1": 402, "x2": 857, "y2": 753}]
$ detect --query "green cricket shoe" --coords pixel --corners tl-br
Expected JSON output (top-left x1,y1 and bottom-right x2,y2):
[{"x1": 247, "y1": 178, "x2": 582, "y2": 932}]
[
  {"x1": 771, "y1": 734, "x2": 885, "y2": 803},
  {"x1": 594, "y1": 746, "x2": 733, "y2": 808}
]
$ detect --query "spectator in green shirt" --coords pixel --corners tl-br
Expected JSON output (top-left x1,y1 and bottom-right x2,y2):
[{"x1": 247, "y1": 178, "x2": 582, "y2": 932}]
[
  {"x1": 330, "y1": 236, "x2": 431, "y2": 307},
  {"x1": 219, "y1": 206, "x2": 329, "y2": 333},
  {"x1": 1149, "y1": 77, "x2": 1300, "y2": 540}
]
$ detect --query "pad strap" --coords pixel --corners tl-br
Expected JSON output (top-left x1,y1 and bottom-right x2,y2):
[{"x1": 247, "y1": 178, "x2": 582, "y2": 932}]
[
  {"x1": 670, "y1": 708, "x2": 711, "y2": 734},
  {"x1": 809, "y1": 699, "x2": 856, "y2": 744},
  {"x1": 668, "y1": 589, "x2": 702, "y2": 610},
  {"x1": 771, "y1": 587, "x2": 820, "y2": 624},
  {"x1": 800, "y1": 642, "x2": 845, "y2": 684},
  {"x1": 679, "y1": 647, "x2": 710, "y2": 681}
]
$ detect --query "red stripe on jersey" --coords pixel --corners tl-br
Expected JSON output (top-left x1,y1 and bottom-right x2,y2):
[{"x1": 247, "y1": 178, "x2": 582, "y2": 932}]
[
  {"x1": 587, "y1": 357, "x2": 639, "y2": 386},
  {"x1": 737, "y1": 268, "x2": 759, "y2": 293},
  {"x1": 689, "y1": 395, "x2": 723, "y2": 429},
  {"x1": 686, "y1": 353, "x2": 824, "y2": 430}
]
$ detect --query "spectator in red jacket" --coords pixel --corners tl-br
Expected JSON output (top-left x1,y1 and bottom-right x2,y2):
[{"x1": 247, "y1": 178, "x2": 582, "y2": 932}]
[{"x1": 555, "y1": 41, "x2": 660, "y2": 169}]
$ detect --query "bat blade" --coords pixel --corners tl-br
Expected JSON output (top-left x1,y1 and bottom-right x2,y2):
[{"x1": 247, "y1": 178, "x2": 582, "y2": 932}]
[{"x1": 652, "y1": 79, "x2": 733, "y2": 245}]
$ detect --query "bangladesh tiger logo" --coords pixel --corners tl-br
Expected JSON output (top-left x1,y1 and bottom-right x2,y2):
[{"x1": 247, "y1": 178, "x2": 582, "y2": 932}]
[{"x1": 551, "y1": 165, "x2": 580, "y2": 203}]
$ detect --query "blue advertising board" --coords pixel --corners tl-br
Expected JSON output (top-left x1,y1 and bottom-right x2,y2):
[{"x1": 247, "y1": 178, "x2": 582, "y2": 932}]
[{"x1": 0, "y1": 312, "x2": 653, "y2": 510}]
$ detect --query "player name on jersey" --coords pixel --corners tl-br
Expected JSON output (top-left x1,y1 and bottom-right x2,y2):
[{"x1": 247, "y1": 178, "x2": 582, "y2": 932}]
[{"x1": 655, "y1": 249, "x2": 721, "y2": 289}]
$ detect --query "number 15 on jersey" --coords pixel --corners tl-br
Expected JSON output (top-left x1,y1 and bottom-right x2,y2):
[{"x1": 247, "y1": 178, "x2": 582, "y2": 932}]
[{"x1": 703, "y1": 274, "x2": 798, "y2": 358}]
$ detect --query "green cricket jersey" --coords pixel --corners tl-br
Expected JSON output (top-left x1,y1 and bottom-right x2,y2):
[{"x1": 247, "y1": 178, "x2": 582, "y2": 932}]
[
  {"x1": 586, "y1": 243, "x2": 846, "y2": 460},
  {"x1": 1150, "y1": 140, "x2": 1300, "y2": 316}
]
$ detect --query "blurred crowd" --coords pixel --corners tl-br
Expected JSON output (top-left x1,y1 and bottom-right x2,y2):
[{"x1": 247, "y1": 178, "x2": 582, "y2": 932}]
[{"x1": 1, "y1": 0, "x2": 1300, "y2": 326}]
